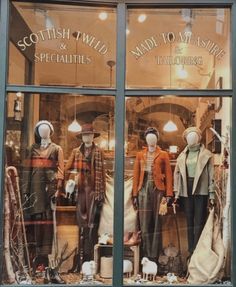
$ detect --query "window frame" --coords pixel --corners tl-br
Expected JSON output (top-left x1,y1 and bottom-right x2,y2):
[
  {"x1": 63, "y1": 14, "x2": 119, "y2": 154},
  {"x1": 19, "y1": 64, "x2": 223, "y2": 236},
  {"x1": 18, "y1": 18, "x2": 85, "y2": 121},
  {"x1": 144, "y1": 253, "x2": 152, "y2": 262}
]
[{"x1": 0, "y1": 1, "x2": 235, "y2": 287}]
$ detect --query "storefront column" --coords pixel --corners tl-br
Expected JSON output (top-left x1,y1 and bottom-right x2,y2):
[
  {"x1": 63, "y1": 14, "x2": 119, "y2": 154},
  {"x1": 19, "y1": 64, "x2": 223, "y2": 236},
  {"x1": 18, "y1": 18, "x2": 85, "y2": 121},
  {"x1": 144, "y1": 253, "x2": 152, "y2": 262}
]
[
  {"x1": 0, "y1": 0, "x2": 9, "y2": 283},
  {"x1": 231, "y1": 1, "x2": 236, "y2": 286},
  {"x1": 113, "y1": 2, "x2": 126, "y2": 286}
]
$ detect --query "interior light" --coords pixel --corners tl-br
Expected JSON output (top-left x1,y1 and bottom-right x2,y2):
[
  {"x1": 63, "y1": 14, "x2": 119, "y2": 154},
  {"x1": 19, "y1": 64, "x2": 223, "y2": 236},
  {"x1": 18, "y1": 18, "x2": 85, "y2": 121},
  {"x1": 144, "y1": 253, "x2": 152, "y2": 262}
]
[
  {"x1": 184, "y1": 22, "x2": 192, "y2": 33},
  {"x1": 68, "y1": 96, "x2": 81, "y2": 133},
  {"x1": 163, "y1": 120, "x2": 178, "y2": 132},
  {"x1": 181, "y1": 9, "x2": 192, "y2": 22},
  {"x1": 110, "y1": 139, "x2": 115, "y2": 149},
  {"x1": 45, "y1": 14, "x2": 54, "y2": 29},
  {"x1": 177, "y1": 66, "x2": 188, "y2": 79},
  {"x1": 14, "y1": 92, "x2": 22, "y2": 121},
  {"x1": 216, "y1": 21, "x2": 223, "y2": 35},
  {"x1": 138, "y1": 14, "x2": 147, "y2": 23},
  {"x1": 35, "y1": 9, "x2": 54, "y2": 29},
  {"x1": 126, "y1": 28, "x2": 130, "y2": 35},
  {"x1": 99, "y1": 12, "x2": 108, "y2": 21},
  {"x1": 216, "y1": 9, "x2": 225, "y2": 21},
  {"x1": 68, "y1": 119, "x2": 81, "y2": 133},
  {"x1": 169, "y1": 145, "x2": 178, "y2": 153},
  {"x1": 100, "y1": 139, "x2": 108, "y2": 149}
]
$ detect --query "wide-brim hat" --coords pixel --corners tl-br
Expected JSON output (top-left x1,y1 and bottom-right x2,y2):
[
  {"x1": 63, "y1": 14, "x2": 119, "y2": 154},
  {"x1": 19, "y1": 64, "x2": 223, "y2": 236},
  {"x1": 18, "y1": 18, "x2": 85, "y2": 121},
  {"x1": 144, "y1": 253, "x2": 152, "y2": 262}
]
[
  {"x1": 182, "y1": 126, "x2": 202, "y2": 141},
  {"x1": 76, "y1": 123, "x2": 100, "y2": 138}
]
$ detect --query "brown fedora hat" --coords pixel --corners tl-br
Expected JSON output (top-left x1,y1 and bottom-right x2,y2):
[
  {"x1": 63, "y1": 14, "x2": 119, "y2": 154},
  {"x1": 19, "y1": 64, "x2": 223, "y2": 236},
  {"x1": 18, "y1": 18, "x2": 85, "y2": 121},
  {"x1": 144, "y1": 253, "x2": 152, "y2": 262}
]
[{"x1": 76, "y1": 123, "x2": 100, "y2": 138}]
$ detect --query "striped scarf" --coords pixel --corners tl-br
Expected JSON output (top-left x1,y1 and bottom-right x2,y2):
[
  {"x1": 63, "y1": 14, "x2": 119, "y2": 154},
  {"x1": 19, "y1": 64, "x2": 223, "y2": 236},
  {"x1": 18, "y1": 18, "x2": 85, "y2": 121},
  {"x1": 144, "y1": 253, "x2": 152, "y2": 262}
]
[{"x1": 75, "y1": 143, "x2": 106, "y2": 202}]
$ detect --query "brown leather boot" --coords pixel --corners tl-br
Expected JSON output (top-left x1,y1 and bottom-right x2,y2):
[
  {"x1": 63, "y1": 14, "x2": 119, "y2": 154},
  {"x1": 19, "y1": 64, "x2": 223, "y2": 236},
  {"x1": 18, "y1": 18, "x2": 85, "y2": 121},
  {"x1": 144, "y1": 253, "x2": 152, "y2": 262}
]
[
  {"x1": 125, "y1": 231, "x2": 141, "y2": 246},
  {"x1": 123, "y1": 232, "x2": 132, "y2": 244}
]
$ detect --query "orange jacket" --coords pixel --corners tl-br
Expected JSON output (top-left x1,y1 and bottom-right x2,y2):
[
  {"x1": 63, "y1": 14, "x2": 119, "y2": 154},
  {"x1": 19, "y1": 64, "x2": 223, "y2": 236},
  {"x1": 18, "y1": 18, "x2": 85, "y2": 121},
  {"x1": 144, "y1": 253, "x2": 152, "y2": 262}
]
[{"x1": 132, "y1": 146, "x2": 173, "y2": 197}]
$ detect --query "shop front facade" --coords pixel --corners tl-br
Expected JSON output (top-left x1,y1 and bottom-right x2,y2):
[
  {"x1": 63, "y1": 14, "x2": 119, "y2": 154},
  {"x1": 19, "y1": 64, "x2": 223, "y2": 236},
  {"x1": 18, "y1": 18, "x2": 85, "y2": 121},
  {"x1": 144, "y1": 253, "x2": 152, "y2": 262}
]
[{"x1": 0, "y1": 0, "x2": 236, "y2": 286}]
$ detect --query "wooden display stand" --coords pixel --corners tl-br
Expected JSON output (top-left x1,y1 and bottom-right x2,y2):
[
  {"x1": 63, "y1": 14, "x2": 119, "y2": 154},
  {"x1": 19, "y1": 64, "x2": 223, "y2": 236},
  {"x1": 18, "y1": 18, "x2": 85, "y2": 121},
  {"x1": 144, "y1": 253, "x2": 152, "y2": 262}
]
[
  {"x1": 56, "y1": 206, "x2": 79, "y2": 272},
  {"x1": 94, "y1": 244, "x2": 140, "y2": 277},
  {"x1": 56, "y1": 206, "x2": 77, "y2": 225}
]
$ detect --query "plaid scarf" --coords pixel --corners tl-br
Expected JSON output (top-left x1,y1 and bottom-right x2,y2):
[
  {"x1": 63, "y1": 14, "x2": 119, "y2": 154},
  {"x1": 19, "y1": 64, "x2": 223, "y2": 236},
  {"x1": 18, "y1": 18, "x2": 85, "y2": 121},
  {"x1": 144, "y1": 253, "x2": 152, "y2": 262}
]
[{"x1": 75, "y1": 143, "x2": 106, "y2": 202}]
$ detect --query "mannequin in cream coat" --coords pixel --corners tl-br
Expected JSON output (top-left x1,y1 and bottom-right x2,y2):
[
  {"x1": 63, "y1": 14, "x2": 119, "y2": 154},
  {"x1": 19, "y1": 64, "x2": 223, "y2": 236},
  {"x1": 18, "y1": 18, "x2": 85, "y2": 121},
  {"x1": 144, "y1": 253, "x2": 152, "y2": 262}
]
[{"x1": 174, "y1": 127, "x2": 215, "y2": 254}]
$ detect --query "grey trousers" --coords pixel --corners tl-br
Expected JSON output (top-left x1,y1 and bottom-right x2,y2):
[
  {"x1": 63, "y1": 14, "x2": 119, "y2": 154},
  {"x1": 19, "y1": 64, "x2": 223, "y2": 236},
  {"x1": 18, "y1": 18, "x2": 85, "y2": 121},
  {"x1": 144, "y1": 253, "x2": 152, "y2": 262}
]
[
  {"x1": 138, "y1": 178, "x2": 164, "y2": 260},
  {"x1": 181, "y1": 178, "x2": 208, "y2": 253}
]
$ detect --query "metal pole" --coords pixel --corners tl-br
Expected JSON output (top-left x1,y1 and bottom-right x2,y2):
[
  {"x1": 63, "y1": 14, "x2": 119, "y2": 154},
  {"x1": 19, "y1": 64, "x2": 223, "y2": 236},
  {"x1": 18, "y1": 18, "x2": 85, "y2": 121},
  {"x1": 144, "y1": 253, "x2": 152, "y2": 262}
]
[
  {"x1": 113, "y1": 3, "x2": 126, "y2": 287},
  {"x1": 0, "y1": 0, "x2": 9, "y2": 282}
]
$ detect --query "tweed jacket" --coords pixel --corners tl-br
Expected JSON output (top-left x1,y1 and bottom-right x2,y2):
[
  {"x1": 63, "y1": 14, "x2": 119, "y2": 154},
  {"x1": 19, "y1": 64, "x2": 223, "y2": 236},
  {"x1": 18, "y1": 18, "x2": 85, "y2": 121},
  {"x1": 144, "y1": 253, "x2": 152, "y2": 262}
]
[
  {"x1": 174, "y1": 144, "x2": 215, "y2": 198},
  {"x1": 132, "y1": 146, "x2": 173, "y2": 197},
  {"x1": 65, "y1": 143, "x2": 106, "y2": 202}
]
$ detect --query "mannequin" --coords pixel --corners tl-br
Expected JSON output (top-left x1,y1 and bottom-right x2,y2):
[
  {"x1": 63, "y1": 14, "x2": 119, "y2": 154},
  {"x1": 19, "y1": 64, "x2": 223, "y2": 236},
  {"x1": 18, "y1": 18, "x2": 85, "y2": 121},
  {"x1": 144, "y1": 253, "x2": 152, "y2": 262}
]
[
  {"x1": 22, "y1": 120, "x2": 64, "y2": 283},
  {"x1": 132, "y1": 127, "x2": 173, "y2": 261},
  {"x1": 174, "y1": 126, "x2": 215, "y2": 255},
  {"x1": 65, "y1": 123, "x2": 105, "y2": 269}
]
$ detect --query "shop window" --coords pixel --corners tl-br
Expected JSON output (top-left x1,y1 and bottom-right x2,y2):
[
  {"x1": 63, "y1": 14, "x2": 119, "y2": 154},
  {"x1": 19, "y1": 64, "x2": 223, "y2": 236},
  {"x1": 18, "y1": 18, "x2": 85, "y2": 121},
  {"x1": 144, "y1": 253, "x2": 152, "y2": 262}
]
[
  {"x1": 3, "y1": 93, "x2": 115, "y2": 285},
  {"x1": 126, "y1": 8, "x2": 231, "y2": 89},
  {"x1": 9, "y1": 2, "x2": 116, "y2": 87},
  {"x1": 2, "y1": 1, "x2": 234, "y2": 286},
  {"x1": 124, "y1": 96, "x2": 231, "y2": 284}
]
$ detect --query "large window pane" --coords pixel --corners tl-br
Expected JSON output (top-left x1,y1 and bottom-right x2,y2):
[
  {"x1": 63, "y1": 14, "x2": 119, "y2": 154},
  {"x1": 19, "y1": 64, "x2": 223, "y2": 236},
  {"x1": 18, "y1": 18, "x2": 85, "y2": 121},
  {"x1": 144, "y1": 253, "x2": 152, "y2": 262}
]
[
  {"x1": 9, "y1": 2, "x2": 116, "y2": 87},
  {"x1": 124, "y1": 96, "x2": 231, "y2": 284},
  {"x1": 127, "y1": 8, "x2": 231, "y2": 89},
  {"x1": 3, "y1": 93, "x2": 115, "y2": 285}
]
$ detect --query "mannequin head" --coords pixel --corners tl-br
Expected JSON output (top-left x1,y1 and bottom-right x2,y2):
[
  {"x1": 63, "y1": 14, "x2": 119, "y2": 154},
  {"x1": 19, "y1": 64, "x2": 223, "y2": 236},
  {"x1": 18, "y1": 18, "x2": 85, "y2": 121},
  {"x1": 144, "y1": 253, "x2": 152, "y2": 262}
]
[
  {"x1": 34, "y1": 120, "x2": 54, "y2": 144},
  {"x1": 38, "y1": 124, "x2": 51, "y2": 139},
  {"x1": 144, "y1": 127, "x2": 159, "y2": 152},
  {"x1": 146, "y1": 133, "x2": 157, "y2": 152},
  {"x1": 183, "y1": 126, "x2": 202, "y2": 147},
  {"x1": 146, "y1": 133, "x2": 158, "y2": 146},
  {"x1": 186, "y1": 132, "x2": 200, "y2": 147},
  {"x1": 82, "y1": 133, "x2": 94, "y2": 147}
]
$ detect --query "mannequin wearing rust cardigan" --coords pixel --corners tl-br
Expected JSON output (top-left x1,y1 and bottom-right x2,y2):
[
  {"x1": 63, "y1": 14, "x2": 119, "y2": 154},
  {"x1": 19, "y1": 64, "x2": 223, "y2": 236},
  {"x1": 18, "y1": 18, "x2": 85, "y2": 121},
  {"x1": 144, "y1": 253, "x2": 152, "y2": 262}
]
[{"x1": 132, "y1": 127, "x2": 173, "y2": 261}]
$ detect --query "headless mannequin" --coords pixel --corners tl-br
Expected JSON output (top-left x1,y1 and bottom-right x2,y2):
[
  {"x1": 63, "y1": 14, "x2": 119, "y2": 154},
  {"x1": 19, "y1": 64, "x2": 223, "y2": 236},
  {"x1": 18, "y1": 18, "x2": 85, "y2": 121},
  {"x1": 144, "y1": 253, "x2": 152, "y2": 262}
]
[
  {"x1": 132, "y1": 129, "x2": 173, "y2": 261},
  {"x1": 79, "y1": 133, "x2": 94, "y2": 269},
  {"x1": 133, "y1": 134, "x2": 169, "y2": 208},
  {"x1": 65, "y1": 127, "x2": 105, "y2": 271},
  {"x1": 22, "y1": 121, "x2": 64, "y2": 277},
  {"x1": 174, "y1": 128, "x2": 215, "y2": 255}
]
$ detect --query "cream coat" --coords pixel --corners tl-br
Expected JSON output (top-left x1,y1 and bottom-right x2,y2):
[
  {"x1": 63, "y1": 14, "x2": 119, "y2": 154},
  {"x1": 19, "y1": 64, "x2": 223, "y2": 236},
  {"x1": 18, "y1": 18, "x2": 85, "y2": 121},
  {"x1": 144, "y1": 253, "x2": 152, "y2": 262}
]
[{"x1": 174, "y1": 144, "x2": 215, "y2": 198}]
